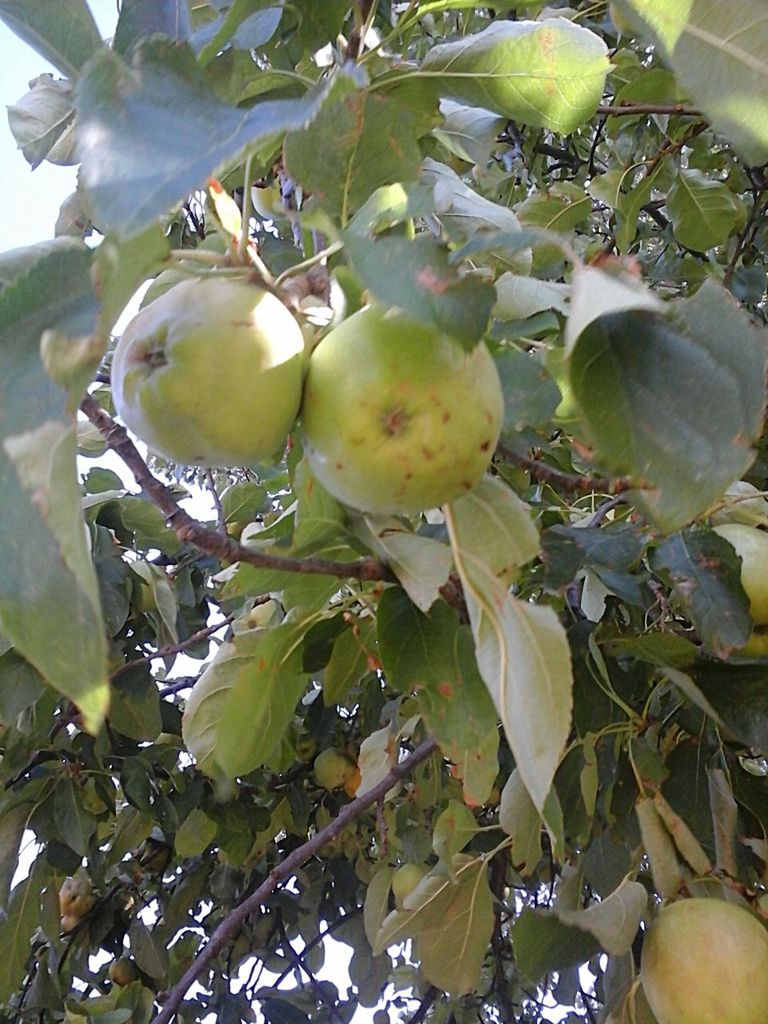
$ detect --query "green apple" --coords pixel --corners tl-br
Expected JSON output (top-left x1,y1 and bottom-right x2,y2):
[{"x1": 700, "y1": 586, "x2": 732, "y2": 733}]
[
  {"x1": 59, "y1": 875, "x2": 94, "y2": 918},
  {"x1": 301, "y1": 306, "x2": 504, "y2": 514},
  {"x1": 112, "y1": 278, "x2": 305, "y2": 467},
  {"x1": 641, "y1": 898, "x2": 768, "y2": 1024},
  {"x1": 713, "y1": 524, "x2": 768, "y2": 625},
  {"x1": 392, "y1": 863, "x2": 428, "y2": 909},
  {"x1": 108, "y1": 957, "x2": 139, "y2": 986},
  {"x1": 313, "y1": 748, "x2": 356, "y2": 791}
]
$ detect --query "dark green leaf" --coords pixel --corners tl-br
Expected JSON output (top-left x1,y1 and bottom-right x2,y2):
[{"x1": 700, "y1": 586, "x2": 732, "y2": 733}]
[
  {"x1": 114, "y1": 0, "x2": 192, "y2": 57},
  {"x1": 512, "y1": 907, "x2": 600, "y2": 983},
  {"x1": 343, "y1": 233, "x2": 495, "y2": 346},
  {"x1": 496, "y1": 347, "x2": 561, "y2": 432},
  {"x1": 76, "y1": 42, "x2": 358, "y2": 236}
]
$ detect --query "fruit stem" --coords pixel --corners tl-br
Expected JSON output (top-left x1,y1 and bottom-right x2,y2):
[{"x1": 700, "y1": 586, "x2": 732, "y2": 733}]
[
  {"x1": 239, "y1": 153, "x2": 255, "y2": 265},
  {"x1": 273, "y1": 242, "x2": 343, "y2": 289}
]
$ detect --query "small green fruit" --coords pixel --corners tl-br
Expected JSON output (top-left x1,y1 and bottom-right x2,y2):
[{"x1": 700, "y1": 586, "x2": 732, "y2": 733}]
[
  {"x1": 641, "y1": 898, "x2": 768, "y2": 1024},
  {"x1": 59, "y1": 876, "x2": 94, "y2": 918},
  {"x1": 302, "y1": 306, "x2": 503, "y2": 515},
  {"x1": 109, "y1": 957, "x2": 139, "y2": 986},
  {"x1": 313, "y1": 748, "x2": 356, "y2": 791},
  {"x1": 391, "y1": 864, "x2": 428, "y2": 909},
  {"x1": 112, "y1": 278, "x2": 305, "y2": 467}
]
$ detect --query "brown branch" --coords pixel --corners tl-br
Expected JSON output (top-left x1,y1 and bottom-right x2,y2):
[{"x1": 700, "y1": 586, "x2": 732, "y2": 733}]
[
  {"x1": 80, "y1": 396, "x2": 391, "y2": 583},
  {"x1": 496, "y1": 442, "x2": 633, "y2": 495},
  {"x1": 150, "y1": 738, "x2": 439, "y2": 1024},
  {"x1": 597, "y1": 103, "x2": 703, "y2": 117},
  {"x1": 111, "y1": 616, "x2": 235, "y2": 681}
]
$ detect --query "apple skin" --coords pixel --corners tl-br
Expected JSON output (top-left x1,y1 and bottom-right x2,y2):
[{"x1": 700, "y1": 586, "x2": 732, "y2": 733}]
[
  {"x1": 301, "y1": 306, "x2": 504, "y2": 515},
  {"x1": 59, "y1": 875, "x2": 94, "y2": 918},
  {"x1": 313, "y1": 748, "x2": 356, "y2": 791},
  {"x1": 641, "y1": 898, "x2": 768, "y2": 1024},
  {"x1": 392, "y1": 863, "x2": 428, "y2": 909},
  {"x1": 112, "y1": 278, "x2": 305, "y2": 467},
  {"x1": 713, "y1": 524, "x2": 768, "y2": 625}
]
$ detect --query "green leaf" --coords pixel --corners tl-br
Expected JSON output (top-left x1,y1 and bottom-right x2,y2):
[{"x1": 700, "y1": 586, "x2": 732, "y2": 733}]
[
  {"x1": 0, "y1": 650, "x2": 47, "y2": 721},
  {"x1": 446, "y1": 508, "x2": 573, "y2": 816},
  {"x1": 363, "y1": 867, "x2": 394, "y2": 948},
  {"x1": 175, "y1": 808, "x2": 218, "y2": 859},
  {"x1": 129, "y1": 918, "x2": 170, "y2": 980},
  {"x1": 0, "y1": 860, "x2": 48, "y2": 1003},
  {"x1": 433, "y1": 800, "x2": 477, "y2": 866},
  {"x1": 558, "y1": 878, "x2": 647, "y2": 956},
  {"x1": 0, "y1": 807, "x2": 29, "y2": 911},
  {"x1": 541, "y1": 523, "x2": 647, "y2": 593},
  {"x1": 567, "y1": 276, "x2": 767, "y2": 531},
  {"x1": 323, "y1": 619, "x2": 376, "y2": 706},
  {"x1": 495, "y1": 347, "x2": 562, "y2": 432},
  {"x1": 213, "y1": 620, "x2": 312, "y2": 776},
  {"x1": 667, "y1": 168, "x2": 745, "y2": 251},
  {"x1": 114, "y1": 0, "x2": 192, "y2": 57},
  {"x1": 422, "y1": 159, "x2": 531, "y2": 273},
  {"x1": 668, "y1": 664, "x2": 768, "y2": 750},
  {"x1": 343, "y1": 233, "x2": 495, "y2": 346},
  {"x1": 377, "y1": 588, "x2": 499, "y2": 806},
  {"x1": 284, "y1": 92, "x2": 425, "y2": 222},
  {"x1": 194, "y1": 1, "x2": 282, "y2": 65},
  {"x1": 356, "y1": 516, "x2": 452, "y2": 613},
  {"x1": 0, "y1": 0, "x2": 103, "y2": 78},
  {"x1": 615, "y1": 0, "x2": 768, "y2": 164},
  {"x1": 512, "y1": 907, "x2": 600, "y2": 983},
  {"x1": 433, "y1": 100, "x2": 506, "y2": 166},
  {"x1": 53, "y1": 778, "x2": 96, "y2": 856},
  {"x1": 75, "y1": 42, "x2": 359, "y2": 236},
  {"x1": 494, "y1": 272, "x2": 570, "y2": 320},
  {"x1": 93, "y1": 225, "x2": 171, "y2": 337},
  {"x1": 499, "y1": 769, "x2": 542, "y2": 875},
  {"x1": 110, "y1": 669, "x2": 163, "y2": 742},
  {"x1": 420, "y1": 19, "x2": 610, "y2": 133},
  {"x1": 373, "y1": 855, "x2": 494, "y2": 996},
  {"x1": 0, "y1": 244, "x2": 108, "y2": 732},
  {"x1": 447, "y1": 476, "x2": 540, "y2": 584},
  {"x1": 651, "y1": 529, "x2": 752, "y2": 656}
]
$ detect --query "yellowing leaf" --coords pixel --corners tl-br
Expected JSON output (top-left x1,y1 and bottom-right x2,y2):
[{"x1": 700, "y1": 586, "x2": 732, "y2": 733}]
[{"x1": 421, "y1": 19, "x2": 610, "y2": 134}]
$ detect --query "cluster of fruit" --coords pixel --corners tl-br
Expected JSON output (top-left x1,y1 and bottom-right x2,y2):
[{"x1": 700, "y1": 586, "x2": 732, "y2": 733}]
[{"x1": 112, "y1": 280, "x2": 504, "y2": 515}]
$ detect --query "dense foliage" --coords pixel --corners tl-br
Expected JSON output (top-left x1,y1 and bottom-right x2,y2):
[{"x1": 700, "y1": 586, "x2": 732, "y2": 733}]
[{"x1": 1, "y1": 1, "x2": 768, "y2": 1023}]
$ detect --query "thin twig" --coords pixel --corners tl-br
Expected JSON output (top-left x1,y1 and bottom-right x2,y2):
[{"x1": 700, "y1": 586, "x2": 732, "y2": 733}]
[
  {"x1": 150, "y1": 738, "x2": 439, "y2": 1024},
  {"x1": 80, "y1": 396, "x2": 391, "y2": 584},
  {"x1": 496, "y1": 442, "x2": 633, "y2": 495},
  {"x1": 597, "y1": 103, "x2": 703, "y2": 117},
  {"x1": 205, "y1": 469, "x2": 227, "y2": 535},
  {"x1": 408, "y1": 987, "x2": 438, "y2": 1024},
  {"x1": 110, "y1": 616, "x2": 235, "y2": 681}
]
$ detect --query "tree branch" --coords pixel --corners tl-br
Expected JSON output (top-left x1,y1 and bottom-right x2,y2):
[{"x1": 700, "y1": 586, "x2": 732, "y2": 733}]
[
  {"x1": 110, "y1": 615, "x2": 235, "y2": 681},
  {"x1": 597, "y1": 103, "x2": 703, "y2": 117},
  {"x1": 496, "y1": 442, "x2": 633, "y2": 495},
  {"x1": 150, "y1": 738, "x2": 439, "y2": 1024},
  {"x1": 80, "y1": 396, "x2": 391, "y2": 583}
]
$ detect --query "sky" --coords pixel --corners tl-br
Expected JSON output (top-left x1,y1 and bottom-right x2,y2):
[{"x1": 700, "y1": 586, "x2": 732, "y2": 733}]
[{"x1": 0, "y1": 2, "x2": 121, "y2": 251}]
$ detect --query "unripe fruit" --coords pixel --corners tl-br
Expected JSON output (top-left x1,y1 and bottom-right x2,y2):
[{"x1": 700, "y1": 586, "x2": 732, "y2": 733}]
[
  {"x1": 61, "y1": 913, "x2": 82, "y2": 933},
  {"x1": 59, "y1": 876, "x2": 94, "y2": 918},
  {"x1": 641, "y1": 898, "x2": 768, "y2": 1024},
  {"x1": 302, "y1": 306, "x2": 503, "y2": 515},
  {"x1": 313, "y1": 748, "x2": 356, "y2": 791},
  {"x1": 391, "y1": 863, "x2": 428, "y2": 909},
  {"x1": 713, "y1": 524, "x2": 768, "y2": 625},
  {"x1": 112, "y1": 278, "x2": 305, "y2": 467},
  {"x1": 108, "y1": 957, "x2": 139, "y2": 986}
]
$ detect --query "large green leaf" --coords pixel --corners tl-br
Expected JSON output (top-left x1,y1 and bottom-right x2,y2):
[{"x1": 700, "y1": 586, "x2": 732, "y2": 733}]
[
  {"x1": 75, "y1": 41, "x2": 358, "y2": 236},
  {"x1": 343, "y1": 232, "x2": 495, "y2": 346},
  {"x1": 284, "y1": 92, "x2": 426, "y2": 222},
  {"x1": 420, "y1": 19, "x2": 610, "y2": 133},
  {"x1": 113, "y1": 0, "x2": 192, "y2": 57},
  {"x1": 356, "y1": 515, "x2": 452, "y2": 613},
  {"x1": 566, "y1": 274, "x2": 767, "y2": 531},
  {"x1": 0, "y1": 860, "x2": 48, "y2": 1003},
  {"x1": 377, "y1": 588, "x2": 499, "y2": 806},
  {"x1": 188, "y1": 619, "x2": 312, "y2": 777},
  {"x1": 651, "y1": 529, "x2": 752, "y2": 656},
  {"x1": 0, "y1": 0, "x2": 103, "y2": 78},
  {"x1": 446, "y1": 505, "x2": 573, "y2": 816},
  {"x1": 614, "y1": 0, "x2": 768, "y2": 164},
  {"x1": 667, "y1": 168, "x2": 745, "y2": 252},
  {"x1": 0, "y1": 243, "x2": 108, "y2": 731},
  {"x1": 373, "y1": 855, "x2": 494, "y2": 996}
]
